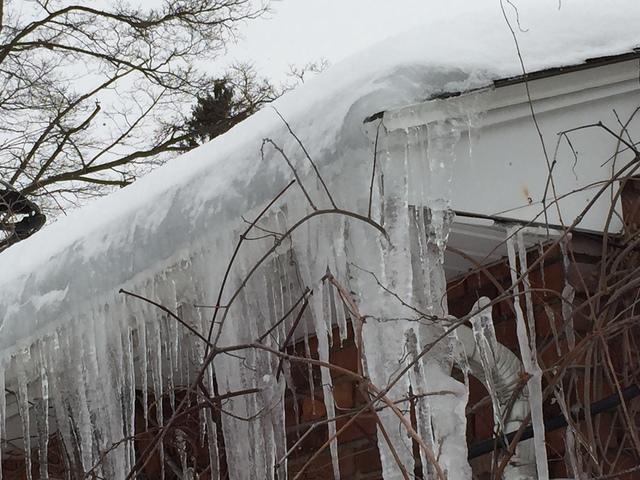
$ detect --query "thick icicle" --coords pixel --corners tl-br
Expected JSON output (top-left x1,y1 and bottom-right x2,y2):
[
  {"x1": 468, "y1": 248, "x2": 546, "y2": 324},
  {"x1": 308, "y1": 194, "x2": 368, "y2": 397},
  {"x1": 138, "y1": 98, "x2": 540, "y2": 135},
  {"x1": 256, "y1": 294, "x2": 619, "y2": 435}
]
[
  {"x1": 418, "y1": 120, "x2": 470, "y2": 479},
  {"x1": 358, "y1": 125, "x2": 416, "y2": 478},
  {"x1": 47, "y1": 332, "x2": 78, "y2": 474}
]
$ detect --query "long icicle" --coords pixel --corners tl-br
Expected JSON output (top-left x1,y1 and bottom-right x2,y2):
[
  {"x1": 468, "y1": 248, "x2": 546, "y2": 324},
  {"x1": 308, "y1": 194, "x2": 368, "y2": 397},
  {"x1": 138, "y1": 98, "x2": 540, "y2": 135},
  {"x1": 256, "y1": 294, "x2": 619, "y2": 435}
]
[
  {"x1": 0, "y1": 363, "x2": 4, "y2": 480},
  {"x1": 38, "y1": 346, "x2": 50, "y2": 480},
  {"x1": 17, "y1": 356, "x2": 33, "y2": 480},
  {"x1": 506, "y1": 226, "x2": 549, "y2": 480}
]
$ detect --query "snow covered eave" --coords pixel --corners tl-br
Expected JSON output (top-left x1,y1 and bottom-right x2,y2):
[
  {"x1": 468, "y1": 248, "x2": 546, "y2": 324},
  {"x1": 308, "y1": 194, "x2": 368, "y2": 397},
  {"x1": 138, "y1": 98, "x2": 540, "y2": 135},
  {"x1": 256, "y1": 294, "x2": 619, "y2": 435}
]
[{"x1": 372, "y1": 52, "x2": 640, "y2": 236}]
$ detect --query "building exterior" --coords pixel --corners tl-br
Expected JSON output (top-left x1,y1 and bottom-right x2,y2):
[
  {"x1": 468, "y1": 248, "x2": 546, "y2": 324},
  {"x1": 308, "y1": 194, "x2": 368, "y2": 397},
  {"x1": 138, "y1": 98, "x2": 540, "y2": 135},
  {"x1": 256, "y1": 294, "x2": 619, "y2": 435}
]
[{"x1": 0, "y1": 6, "x2": 639, "y2": 479}]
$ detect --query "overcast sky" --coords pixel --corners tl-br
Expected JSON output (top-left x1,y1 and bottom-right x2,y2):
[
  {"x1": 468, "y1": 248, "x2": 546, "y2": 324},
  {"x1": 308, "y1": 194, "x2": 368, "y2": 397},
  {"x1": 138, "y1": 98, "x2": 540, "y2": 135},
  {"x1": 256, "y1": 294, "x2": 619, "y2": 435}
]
[{"x1": 223, "y1": 0, "x2": 475, "y2": 81}]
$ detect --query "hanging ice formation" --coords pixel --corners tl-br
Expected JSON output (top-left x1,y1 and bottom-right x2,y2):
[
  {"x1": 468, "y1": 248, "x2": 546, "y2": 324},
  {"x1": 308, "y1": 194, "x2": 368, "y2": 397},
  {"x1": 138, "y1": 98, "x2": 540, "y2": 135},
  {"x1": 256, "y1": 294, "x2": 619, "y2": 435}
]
[
  {"x1": 350, "y1": 118, "x2": 472, "y2": 479},
  {"x1": 0, "y1": 112, "x2": 478, "y2": 480},
  {"x1": 0, "y1": 109, "x2": 478, "y2": 479},
  {"x1": 506, "y1": 227, "x2": 550, "y2": 480},
  {"x1": 1, "y1": 1, "x2": 639, "y2": 476}
]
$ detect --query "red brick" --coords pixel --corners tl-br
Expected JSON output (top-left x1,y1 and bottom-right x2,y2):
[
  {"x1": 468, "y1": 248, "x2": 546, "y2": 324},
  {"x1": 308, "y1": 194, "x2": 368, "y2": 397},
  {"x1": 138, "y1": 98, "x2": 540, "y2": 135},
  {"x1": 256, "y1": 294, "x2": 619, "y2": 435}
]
[
  {"x1": 333, "y1": 381, "x2": 355, "y2": 409},
  {"x1": 329, "y1": 344, "x2": 359, "y2": 373},
  {"x1": 301, "y1": 395, "x2": 326, "y2": 422}
]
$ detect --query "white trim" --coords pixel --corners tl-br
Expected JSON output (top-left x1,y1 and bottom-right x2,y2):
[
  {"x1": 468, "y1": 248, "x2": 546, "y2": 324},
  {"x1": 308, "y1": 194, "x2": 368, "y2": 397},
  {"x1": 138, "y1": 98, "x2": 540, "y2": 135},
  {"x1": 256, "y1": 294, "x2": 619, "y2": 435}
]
[{"x1": 382, "y1": 59, "x2": 640, "y2": 131}]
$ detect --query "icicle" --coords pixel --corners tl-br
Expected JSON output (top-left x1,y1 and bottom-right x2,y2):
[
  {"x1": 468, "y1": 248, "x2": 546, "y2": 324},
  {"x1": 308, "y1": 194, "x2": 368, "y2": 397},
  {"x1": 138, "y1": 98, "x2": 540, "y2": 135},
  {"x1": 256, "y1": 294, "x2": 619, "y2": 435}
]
[
  {"x1": 170, "y1": 279, "x2": 181, "y2": 381},
  {"x1": 88, "y1": 304, "x2": 123, "y2": 477},
  {"x1": 175, "y1": 428, "x2": 195, "y2": 480},
  {"x1": 47, "y1": 331, "x2": 79, "y2": 474},
  {"x1": 360, "y1": 319, "x2": 415, "y2": 477},
  {"x1": 203, "y1": 343, "x2": 220, "y2": 479},
  {"x1": 332, "y1": 286, "x2": 348, "y2": 346},
  {"x1": 456, "y1": 302, "x2": 536, "y2": 479},
  {"x1": 17, "y1": 357, "x2": 33, "y2": 480},
  {"x1": 467, "y1": 113, "x2": 475, "y2": 160},
  {"x1": 0, "y1": 363, "x2": 4, "y2": 480},
  {"x1": 279, "y1": 259, "x2": 290, "y2": 344},
  {"x1": 470, "y1": 297, "x2": 506, "y2": 434},
  {"x1": 156, "y1": 276, "x2": 177, "y2": 414},
  {"x1": 78, "y1": 327, "x2": 96, "y2": 474},
  {"x1": 205, "y1": 410, "x2": 220, "y2": 479},
  {"x1": 517, "y1": 231, "x2": 537, "y2": 347},
  {"x1": 506, "y1": 226, "x2": 549, "y2": 480},
  {"x1": 302, "y1": 317, "x2": 315, "y2": 415},
  {"x1": 123, "y1": 324, "x2": 137, "y2": 471},
  {"x1": 311, "y1": 289, "x2": 340, "y2": 480},
  {"x1": 405, "y1": 328, "x2": 436, "y2": 477},
  {"x1": 137, "y1": 316, "x2": 149, "y2": 428},
  {"x1": 176, "y1": 429, "x2": 188, "y2": 475},
  {"x1": 260, "y1": 372, "x2": 286, "y2": 479},
  {"x1": 374, "y1": 128, "x2": 415, "y2": 480},
  {"x1": 37, "y1": 347, "x2": 50, "y2": 480},
  {"x1": 553, "y1": 382, "x2": 584, "y2": 480},
  {"x1": 164, "y1": 317, "x2": 176, "y2": 413},
  {"x1": 559, "y1": 240, "x2": 576, "y2": 349},
  {"x1": 282, "y1": 358, "x2": 300, "y2": 435},
  {"x1": 562, "y1": 285, "x2": 576, "y2": 349},
  {"x1": 174, "y1": 310, "x2": 183, "y2": 389},
  {"x1": 62, "y1": 321, "x2": 92, "y2": 474},
  {"x1": 272, "y1": 262, "x2": 286, "y2": 345},
  {"x1": 544, "y1": 304, "x2": 563, "y2": 357},
  {"x1": 281, "y1": 250, "x2": 294, "y2": 334},
  {"x1": 354, "y1": 147, "x2": 418, "y2": 475},
  {"x1": 418, "y1": 120, "x2": 470, "y2": 480},
  {"x1": 322, "y1": 273, "x2": 333, "y2": 346},
  {"x1": 148, "y1": 318, "x2": 165, "y2": 479},
  {"x1": 331, "y1": 219, "x2": 349, "y2": 345}
]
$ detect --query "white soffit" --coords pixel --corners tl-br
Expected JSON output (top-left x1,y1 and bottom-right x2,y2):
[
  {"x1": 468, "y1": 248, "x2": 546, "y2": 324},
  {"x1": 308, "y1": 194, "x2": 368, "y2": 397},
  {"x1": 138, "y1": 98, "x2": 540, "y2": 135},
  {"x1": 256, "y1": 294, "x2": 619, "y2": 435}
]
[{"x1": 445, "y1": 216, "x2": 561, "y2": 279}]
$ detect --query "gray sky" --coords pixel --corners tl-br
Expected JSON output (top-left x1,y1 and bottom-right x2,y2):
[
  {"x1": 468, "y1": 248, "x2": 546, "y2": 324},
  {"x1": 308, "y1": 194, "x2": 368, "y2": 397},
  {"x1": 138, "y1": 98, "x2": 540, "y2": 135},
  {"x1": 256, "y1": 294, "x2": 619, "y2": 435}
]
[{"x1": 224, "y1": 0, "x2": 472, "y2": 81}]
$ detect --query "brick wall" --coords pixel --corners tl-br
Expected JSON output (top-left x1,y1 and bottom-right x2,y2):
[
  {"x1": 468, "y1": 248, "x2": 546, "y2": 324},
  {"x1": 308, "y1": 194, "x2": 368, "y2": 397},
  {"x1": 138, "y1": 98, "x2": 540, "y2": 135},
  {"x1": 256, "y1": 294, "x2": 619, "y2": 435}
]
[{"x1": 284, "y1": 237, "x2": 638, "y2": 479}]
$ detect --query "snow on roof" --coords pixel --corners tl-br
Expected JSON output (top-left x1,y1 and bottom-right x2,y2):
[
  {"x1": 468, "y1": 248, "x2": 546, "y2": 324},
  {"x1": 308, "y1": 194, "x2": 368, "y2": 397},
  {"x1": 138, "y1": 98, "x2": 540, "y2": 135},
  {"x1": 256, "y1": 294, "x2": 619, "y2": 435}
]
[{"x1": 1, "y1": 0, "x2": 639, "y2": 353}]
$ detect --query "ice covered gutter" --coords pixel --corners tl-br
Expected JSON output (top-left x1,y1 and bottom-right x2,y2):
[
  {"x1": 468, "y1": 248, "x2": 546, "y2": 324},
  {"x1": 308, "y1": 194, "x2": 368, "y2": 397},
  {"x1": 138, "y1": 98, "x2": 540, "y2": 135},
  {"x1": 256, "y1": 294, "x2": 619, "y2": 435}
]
[{"x1": 0, "y1": 1, "x2": 639, "y2": 478}]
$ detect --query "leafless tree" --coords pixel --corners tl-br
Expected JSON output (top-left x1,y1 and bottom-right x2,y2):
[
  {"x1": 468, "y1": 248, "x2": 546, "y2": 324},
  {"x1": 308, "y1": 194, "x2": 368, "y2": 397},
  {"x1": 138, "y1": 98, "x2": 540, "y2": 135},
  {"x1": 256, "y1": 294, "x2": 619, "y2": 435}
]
[
  {"x1": 286, "y1": 59, "x2": 329, "y2": 86},
  {"x1": 0, "y1": 0, "x2": 268, "y2": 214}
]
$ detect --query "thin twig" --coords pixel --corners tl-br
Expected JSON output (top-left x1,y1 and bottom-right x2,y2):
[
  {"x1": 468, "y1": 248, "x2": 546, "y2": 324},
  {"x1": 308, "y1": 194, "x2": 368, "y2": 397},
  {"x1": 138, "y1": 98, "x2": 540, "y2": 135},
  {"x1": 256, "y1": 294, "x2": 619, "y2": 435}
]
[{"x1": 272, "y1": 106, "x2": 338, "y2": 208}]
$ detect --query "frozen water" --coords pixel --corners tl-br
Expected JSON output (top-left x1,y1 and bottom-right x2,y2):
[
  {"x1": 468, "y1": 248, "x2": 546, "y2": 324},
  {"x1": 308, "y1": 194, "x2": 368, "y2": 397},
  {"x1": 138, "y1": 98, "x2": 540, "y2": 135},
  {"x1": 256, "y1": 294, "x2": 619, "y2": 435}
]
[
  {"x1": 507, "y1": 227, "x2": 549, "y2": 480},
  {"x1": 0, "y1": 1, "x2": 639, "y2": 477}
]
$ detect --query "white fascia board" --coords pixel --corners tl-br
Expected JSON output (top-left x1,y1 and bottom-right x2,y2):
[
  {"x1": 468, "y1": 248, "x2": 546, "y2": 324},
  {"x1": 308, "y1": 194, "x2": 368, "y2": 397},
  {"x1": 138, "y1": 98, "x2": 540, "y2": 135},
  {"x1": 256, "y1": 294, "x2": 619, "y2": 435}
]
[
  {"x1": 382, "y1": 59, "x2": 640, "y2": 132},
  {"x1": 379, "y1": 59, "x2": 640, "y2": 235}
]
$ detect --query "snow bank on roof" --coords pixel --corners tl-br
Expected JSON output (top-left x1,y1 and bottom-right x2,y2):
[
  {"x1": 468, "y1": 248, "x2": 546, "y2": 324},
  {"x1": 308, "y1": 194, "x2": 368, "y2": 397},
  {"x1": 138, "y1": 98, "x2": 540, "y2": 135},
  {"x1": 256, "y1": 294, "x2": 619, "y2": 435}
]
[{"x1": 1, "y1": 0, "x2": 639, "y2": 350}]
